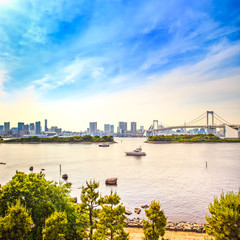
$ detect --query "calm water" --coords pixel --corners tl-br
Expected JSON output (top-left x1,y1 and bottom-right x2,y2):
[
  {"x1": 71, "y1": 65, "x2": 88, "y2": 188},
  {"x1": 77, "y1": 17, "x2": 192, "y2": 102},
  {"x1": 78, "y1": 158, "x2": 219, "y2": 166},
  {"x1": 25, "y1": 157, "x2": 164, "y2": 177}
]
[{"x1": 0, "y1": 138, "x2": 239, "y2": 223}]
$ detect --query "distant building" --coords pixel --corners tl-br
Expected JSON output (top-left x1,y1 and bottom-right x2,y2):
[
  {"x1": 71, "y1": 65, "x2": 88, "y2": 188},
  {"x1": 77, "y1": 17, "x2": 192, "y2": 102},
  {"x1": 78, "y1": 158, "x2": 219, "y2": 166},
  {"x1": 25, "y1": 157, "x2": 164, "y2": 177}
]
[
  {"x1": 29, "y1": 123, "x2": 35, "y2": 135},
  {"x1": 45, "y1": 119, "x2": 48, "y2": 132},
  {"x1": 18, "y1": 122, "x2": 24, "y2": 131},
  {"x1": 119, "y1": 122, "x2": 127, "y2": 134},
  {"x1": 104, "y1": 124, "x2": 110, "y2": 134},
  {"x1": 131, "y1": 122, "x2": 137, "y2": 133},
  {"x1": 110, "y1": 125, "x2": 114, "y2": 134},
  {"x1": 11, "y1": 127, "x2": 18, "y2": 136},
  {"x1": 140, "y1": 126, "x2": 144, "y2": 132},
  {"x1": 35, "y1": 121, "x2": 41, "y2": 135},
  {"x1": 4, "y1": 122, "x2": 10, "y2": 132},
  {"x1": 89, "y1": 122, "x2": 97, "y2": 136},
  {"x1": 4, "y1": 122, "x2": 10, "y2": 135},
  {"x1": 50, "y1": 126, "x2": 62, "y2": 135}
]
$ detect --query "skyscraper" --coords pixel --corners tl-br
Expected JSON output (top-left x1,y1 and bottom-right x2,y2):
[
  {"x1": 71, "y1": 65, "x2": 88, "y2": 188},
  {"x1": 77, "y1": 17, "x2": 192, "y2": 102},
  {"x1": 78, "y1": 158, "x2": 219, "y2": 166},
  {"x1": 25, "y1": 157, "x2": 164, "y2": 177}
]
[
  {"x1": 110, "y1": 125, "x2": 114, "y2": 134},
  {"x1": 118, "y1": 122, "x2": 127, "y2": 134},
  {"x1": 4, "y1": 122, "x2": 10, "y2": 132},
  {"x1": 35, "y1": 121, "x2": 41, "y2": 134},
  {"x1": 104, "y1": 124, "x2": 110, "y2": 134},
  {"x1": 89, "y1": 122, "x2": 97, "y2": 136},
  {"x1": 3, "y1": 122, "x2": 10, "y2": 136},
  {"x1": 45, "y1": 119, "x2": 48, "y2": 132},
  {"x1": 131, "y1": 122, "x2": 137, "y2": 133},
  {"x1": 18, "y1": 122, "x2": 24, "y2": 131}
]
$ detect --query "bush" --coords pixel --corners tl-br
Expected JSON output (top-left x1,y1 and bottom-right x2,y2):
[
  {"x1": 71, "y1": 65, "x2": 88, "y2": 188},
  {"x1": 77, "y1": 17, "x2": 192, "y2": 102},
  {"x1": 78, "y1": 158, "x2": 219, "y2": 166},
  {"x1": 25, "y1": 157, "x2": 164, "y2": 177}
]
[{"x1": 205, "y1": 190, "x2": 240, "y2": 240}]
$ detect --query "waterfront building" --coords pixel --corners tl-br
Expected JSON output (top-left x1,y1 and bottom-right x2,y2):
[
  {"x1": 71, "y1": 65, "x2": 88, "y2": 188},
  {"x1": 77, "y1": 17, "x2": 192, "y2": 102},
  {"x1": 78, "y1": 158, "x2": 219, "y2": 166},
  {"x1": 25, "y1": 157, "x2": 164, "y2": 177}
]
[
  {"x1": 131, "y1": 122, "x2": 137, "y2": 133},
  {"x1": 119, "y1": 122, "x2": 127, "y2": 134},
  {"x1": 4, "y1": 122, "x2": 10, "y2": 132},
  {"x1": 104, "y1": 124, "x2": 110, "y2": 134},
  {"x1": 18, "y1": 122, "x2": 24, "y2": 131},
  {"x1": 89, "y1": 122, "x2": 97, "y2": 136},
  {"x1": 11, "y1": 127, "x2": 18, "y2": 136},
  {"x1": 110, "y1": 125, "x2": 114, "y2": 134},
  {"x1": 0, "y1": 125, "x2": 3, "y2": 135},
  {"x1": 3, "y1": 122, "x2": 10, "y2": 135},
  {"x1": 50, "y1": 126, "x2": 62, "y2": 135},
  {"x1": 35, "y1": 121, "x2": 41, "y2": 135},
  {"x1": 45, "y1": 119, "x2": 48, "y2": 132}
]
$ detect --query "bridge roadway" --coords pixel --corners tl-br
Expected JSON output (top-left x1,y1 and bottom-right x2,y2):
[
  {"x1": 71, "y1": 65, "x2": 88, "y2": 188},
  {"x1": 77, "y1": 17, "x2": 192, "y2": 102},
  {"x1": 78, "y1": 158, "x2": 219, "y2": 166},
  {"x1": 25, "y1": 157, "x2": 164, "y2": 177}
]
[{"x1": 147, "y1": 124, "x2": 240, "y2": 132}]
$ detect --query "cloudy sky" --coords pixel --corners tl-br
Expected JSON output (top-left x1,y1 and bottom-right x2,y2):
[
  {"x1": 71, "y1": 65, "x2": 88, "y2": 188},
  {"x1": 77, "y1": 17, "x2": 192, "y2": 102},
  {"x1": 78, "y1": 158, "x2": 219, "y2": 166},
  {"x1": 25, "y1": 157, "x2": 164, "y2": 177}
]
[{"x1": 0, "y1": 0, "x2": 239, "y2": 131}]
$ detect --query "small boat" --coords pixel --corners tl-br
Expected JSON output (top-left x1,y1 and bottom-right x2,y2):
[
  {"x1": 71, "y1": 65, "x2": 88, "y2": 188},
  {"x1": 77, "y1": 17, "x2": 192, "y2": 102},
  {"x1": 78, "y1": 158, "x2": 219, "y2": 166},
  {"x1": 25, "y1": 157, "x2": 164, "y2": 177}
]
[
  {"x1": 105, "y1": 177, "x2": 118, "y2": 185},
  {"x1": 0, "y1": 162, "x2": 6, "y2": 165},
  {"x1": 125, "y1": 147, "x2": 146, "y2": 156},
  {"x1": 99, "y1": 144, "x2": 109, "y2": 147}
]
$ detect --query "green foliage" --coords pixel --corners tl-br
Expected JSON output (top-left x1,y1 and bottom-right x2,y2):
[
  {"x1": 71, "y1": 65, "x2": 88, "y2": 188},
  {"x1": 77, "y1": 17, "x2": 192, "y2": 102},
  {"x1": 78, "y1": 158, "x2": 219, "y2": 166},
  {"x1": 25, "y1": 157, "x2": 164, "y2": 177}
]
[
  {"x1": 0, "y1": 199, "x2": 33, "y2": 240},
  {"x1": 42, "y1": 211, "x2": 67, "y2": 240},
  {"x1": 147, "y1": 134, "x2": 240, "y2": 142},
  {"x1": 0, "y1": 171, "x2": 80, "y2": 240},
  {"x1": 78, "y1": 180, "x2": 100, "y2": 239},
  {"x1": 94, "y1": 191, "x2": 129, "y2": 240},
  {"x1": 2, "y1": 135, "x2": 114, "y2": 143},
  {"x1": 143, "y1": 201, "x2": 167, "y2": 240},
  {"x1": 205, "y1": 190, "x2": 240, "y2": 240}
]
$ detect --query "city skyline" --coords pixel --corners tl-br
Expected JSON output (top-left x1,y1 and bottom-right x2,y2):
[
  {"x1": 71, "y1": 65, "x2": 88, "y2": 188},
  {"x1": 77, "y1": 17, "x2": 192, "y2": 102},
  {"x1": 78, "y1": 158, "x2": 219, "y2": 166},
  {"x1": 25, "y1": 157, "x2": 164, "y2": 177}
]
[{"x1": 0, "y1": 0, "x2": 239, "y2": 131}]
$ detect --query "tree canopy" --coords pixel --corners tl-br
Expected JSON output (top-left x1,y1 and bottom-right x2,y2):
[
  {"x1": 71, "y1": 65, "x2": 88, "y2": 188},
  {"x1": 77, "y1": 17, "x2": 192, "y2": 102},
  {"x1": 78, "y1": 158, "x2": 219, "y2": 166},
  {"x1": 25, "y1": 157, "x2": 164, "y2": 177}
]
[
  {"x1": 0, "y1": 171, "x2": 81, "y2": 240},
  {"x1": 143, "y1": 200, "x2": 167, "y2": 240},
  {"x1": 205, "y1": 190, "x2": 240, "y2": 240}
]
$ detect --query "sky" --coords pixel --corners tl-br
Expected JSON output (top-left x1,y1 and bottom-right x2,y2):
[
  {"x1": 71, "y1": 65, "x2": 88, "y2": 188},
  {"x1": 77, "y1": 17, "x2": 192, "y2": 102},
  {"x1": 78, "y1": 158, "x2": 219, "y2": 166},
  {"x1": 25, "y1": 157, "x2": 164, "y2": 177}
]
[{"x1": 0, "y1": 0, "x2": 240, "y2": 131}]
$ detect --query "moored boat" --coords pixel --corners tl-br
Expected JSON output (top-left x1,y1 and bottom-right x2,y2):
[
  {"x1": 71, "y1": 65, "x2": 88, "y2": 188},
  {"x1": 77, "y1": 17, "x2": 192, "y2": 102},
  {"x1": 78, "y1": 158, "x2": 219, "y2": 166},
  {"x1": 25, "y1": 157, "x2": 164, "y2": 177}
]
[
  {"x1": 125, "y1": 147, "x2": 146, "y2": 156},
  {"x1": 99, "y1": 144, "x2": 109, "y2": 147}
]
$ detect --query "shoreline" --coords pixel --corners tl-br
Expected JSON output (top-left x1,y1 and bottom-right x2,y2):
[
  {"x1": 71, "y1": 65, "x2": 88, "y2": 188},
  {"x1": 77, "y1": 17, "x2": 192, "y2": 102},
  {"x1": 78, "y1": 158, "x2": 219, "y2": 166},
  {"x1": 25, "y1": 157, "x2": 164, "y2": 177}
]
[
  {"x1": 0, "y1": 141, "x2": 117, "y2": 144},
  {"x1": 145, "y1": 140, "x2": 240, "y2": 144},
  {"x1": 126, "y1": 218, "x2": 206, "y2": 233}
]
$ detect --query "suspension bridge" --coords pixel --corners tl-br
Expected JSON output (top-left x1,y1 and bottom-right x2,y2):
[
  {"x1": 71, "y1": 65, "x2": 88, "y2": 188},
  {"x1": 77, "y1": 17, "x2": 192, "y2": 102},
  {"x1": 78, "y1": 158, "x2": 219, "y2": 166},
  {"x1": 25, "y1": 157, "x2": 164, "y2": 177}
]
[{"x1": 147, "y1": 111, "x2": 240, "y2": 138}]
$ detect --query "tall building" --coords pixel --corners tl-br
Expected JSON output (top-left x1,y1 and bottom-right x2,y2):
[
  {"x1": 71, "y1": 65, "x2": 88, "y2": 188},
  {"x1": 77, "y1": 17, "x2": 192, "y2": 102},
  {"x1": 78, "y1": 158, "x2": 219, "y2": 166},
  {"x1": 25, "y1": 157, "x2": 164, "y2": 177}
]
[
  {"x1": 3, "y1": 122, "x2": 10, "y2": 136},
  {"x1": 104, "y1": 124, "x2": 110, "y2": 134},
  {"x1": 29, "y1": 123, "x2": 35, "y2": 135},
  {"x1": 131, "y1": 122, "x2": 137, "y2": 133},
  {"x1": 35, "y1": 121, "x2": 41, "y2": 135},
  {"x1": 30, "y1": 123, "x2": 35, "y2": 130},
  {"x1": 4, "y1": 122, "x2": 10, "y2": 132},
  {"x1": 119, "y1": 122, "x2": 127, "y2": 134},
  {"x1": 89, "y1": 122, "x2": 97, "y2": 136},
  {"x1": 18, "y1": 122, "x2": 24, "y2": 131},
  {"x1": 45, "y1": 119, "x2": 48, "y2": 132},
  {"x1": 110, "y1": 125, "x2": 114, "y2": 134}
]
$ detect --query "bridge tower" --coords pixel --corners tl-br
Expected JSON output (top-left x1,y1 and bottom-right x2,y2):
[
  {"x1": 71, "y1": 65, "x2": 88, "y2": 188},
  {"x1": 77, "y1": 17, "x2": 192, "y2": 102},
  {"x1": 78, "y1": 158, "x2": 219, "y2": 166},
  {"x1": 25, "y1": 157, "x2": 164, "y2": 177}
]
[
  {"x1": 152, "y1": 120, "x2": 158, "y2": 136},
  {"x1": 207, "y1": 111, "x2": 214, "y2": 134}
]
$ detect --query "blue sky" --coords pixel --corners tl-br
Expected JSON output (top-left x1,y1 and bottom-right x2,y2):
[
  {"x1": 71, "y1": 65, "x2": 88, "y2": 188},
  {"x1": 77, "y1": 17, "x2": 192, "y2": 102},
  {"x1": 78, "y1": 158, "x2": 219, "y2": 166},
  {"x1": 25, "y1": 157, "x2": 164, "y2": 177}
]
[{"x1": 0, "y1": 0, "x2": 240, "y2": 130}]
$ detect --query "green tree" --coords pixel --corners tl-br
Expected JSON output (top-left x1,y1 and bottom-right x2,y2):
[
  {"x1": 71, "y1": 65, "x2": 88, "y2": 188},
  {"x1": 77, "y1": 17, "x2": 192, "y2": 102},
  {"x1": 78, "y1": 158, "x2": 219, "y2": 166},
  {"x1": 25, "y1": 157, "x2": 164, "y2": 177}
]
[
  {"x1": 0, "y1": 199, "x2": 33, "y2": 240},
  {"x1": 205, "y1": 190, "x2": 240, "y2": 240},
  {"x1": 143, "y1": 201, "x2": 167, "y2": 240},
  {"x1": 78, "y1": 180, "x2": 100, "y2": 239},
  {"x1": 0, "y1": 171, "x2": 81, "y2": 240},
  {"x1": 42, "y1": 211, "x2": 67, "y2": 240},
  {"x1": 94, "y1": 191, "x2": 129, "y2": 240}
]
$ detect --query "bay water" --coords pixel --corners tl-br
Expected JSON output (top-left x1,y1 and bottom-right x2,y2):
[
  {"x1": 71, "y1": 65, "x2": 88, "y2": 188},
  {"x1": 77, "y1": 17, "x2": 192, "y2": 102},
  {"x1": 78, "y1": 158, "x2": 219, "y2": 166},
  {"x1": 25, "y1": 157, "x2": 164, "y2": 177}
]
[{"x1": 0, "y1": 137, "x2": 239, "y2": 223}]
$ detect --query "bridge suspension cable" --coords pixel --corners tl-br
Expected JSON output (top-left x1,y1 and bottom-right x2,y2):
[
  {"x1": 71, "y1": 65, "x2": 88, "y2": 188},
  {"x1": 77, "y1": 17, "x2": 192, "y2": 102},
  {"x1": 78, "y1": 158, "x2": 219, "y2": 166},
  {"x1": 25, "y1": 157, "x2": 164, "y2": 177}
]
[
  {"x1": 186, "y1": 112, "x2": 206, "y2": 125},
  {"x1": 214, "y1": 112, "x2": 231, "y2": 125}
]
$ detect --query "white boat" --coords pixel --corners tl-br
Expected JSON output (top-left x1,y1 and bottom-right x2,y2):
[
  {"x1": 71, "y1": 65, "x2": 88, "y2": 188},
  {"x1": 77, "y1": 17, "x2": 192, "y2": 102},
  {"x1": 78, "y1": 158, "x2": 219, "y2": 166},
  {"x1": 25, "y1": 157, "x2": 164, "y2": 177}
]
[
  {"x1": 99, "y1": 144, "x2": 109, "y2": 147},
  {"x1": 125, "y1": 147, "x2": 146, "y2": 156}
]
